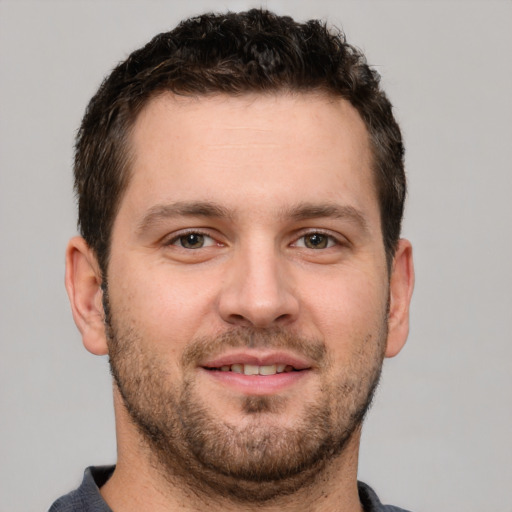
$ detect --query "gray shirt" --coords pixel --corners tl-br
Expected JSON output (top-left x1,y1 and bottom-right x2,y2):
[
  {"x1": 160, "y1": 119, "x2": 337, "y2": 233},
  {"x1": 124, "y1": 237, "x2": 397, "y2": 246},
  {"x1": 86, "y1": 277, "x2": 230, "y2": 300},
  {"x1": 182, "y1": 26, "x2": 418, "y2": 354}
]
[{"x1": 49, "y1": 466, "x2": 412, "y2": 512}]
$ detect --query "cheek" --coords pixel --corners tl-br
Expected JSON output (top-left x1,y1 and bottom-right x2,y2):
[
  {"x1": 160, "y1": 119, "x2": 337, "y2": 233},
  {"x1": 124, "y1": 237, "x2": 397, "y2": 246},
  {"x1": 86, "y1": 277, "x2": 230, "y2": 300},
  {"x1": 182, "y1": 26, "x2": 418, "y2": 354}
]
[
  {"x1": 300, "y1": 267, "x2": 388, "y2": 350},
  {"x1": 109, "y1": 260, "x2": 221, "y2": 350}
]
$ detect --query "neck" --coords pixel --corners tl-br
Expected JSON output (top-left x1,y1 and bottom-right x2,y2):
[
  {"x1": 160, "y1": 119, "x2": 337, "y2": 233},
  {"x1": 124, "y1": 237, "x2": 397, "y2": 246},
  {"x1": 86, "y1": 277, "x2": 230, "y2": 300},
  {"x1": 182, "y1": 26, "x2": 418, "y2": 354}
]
[{"x1": 101, "y1": 389, "x2": 364, "y2": 512}]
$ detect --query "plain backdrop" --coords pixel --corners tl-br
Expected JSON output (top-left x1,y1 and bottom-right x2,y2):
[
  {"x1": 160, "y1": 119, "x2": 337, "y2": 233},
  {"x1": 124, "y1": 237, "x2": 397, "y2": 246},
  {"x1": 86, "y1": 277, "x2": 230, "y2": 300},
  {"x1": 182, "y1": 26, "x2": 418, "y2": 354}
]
[{"x1": 1, "y1": 1, "x2": 511, "y2": 511}]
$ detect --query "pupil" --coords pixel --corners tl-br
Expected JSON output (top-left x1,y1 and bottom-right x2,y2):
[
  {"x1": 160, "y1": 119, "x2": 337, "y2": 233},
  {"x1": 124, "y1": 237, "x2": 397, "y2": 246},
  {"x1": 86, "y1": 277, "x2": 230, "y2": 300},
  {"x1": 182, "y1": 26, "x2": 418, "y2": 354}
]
[
  {"x1": 182, "y1": 233, "x2": 204, "y2": 248},
  {"x1": 306, "y1": 234, "x2": 327, "y2": 249}
]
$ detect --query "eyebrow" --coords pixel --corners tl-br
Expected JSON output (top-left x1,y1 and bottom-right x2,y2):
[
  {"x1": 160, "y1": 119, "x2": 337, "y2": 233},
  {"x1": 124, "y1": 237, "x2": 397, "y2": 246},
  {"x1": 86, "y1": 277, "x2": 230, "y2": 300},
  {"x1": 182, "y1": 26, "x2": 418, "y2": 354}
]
[
  {"x1": 136, "y1": 201, "x2": 234, "y2": 234},
  {"x1": 136, "y1": 200, "x2": 369, "y2": 234},
  {"x1": 285, "y1": 202, "x2": 369, "y2": 232}
]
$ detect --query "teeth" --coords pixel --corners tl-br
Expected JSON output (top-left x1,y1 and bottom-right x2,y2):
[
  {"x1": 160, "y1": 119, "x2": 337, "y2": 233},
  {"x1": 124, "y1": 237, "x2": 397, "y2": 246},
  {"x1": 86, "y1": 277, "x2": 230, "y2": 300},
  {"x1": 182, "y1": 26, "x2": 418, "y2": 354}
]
[
  {"x1": 259, "y1": 365, "x2": 277, "y2": 376},
  {"x1": 244, "y1": 364, "x2": 259, "y2": 376},
  {"x1": 216, "y1": 363, "x2": 293, "y2": 375},
  {"x1": 231, "y1": 364, "x2": 243, "y2": 374}
]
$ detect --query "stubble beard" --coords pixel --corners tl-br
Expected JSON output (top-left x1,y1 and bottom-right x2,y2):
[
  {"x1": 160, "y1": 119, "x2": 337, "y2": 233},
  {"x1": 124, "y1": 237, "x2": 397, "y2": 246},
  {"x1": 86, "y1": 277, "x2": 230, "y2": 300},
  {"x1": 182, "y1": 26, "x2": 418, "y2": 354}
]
[{"x1": 103, "y1": 289, "x2": 387, "y2": 503}]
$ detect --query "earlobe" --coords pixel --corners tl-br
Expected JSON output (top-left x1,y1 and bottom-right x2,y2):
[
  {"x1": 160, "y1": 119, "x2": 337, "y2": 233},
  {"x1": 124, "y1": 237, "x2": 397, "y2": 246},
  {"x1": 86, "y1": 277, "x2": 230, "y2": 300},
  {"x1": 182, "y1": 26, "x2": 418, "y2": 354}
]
[
  {"x1": 65, "y1": 236, "x2": 109, "y2": 356},
  {"x1": 385, "y1": 239, "x2": 415, "y2": 358}
]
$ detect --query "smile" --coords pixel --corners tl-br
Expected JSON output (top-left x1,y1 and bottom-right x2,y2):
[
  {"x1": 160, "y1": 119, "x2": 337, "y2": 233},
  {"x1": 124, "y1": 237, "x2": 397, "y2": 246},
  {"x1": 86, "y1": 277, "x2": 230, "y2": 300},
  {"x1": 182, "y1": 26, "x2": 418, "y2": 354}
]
[
  {"x1": 205, "y1": 363, "x2": 297, "y2": 375},
  {"x1": 199, "y1": 351, "x2": 313, "y2": 394}
]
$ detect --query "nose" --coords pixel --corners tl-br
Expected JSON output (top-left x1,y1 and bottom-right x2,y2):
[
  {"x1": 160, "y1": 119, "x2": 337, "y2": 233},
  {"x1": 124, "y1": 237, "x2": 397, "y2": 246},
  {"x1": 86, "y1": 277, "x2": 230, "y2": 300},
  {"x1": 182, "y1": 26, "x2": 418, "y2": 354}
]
[{"x1": 217, "y1": 243, "x2": 299, "y2": 328}]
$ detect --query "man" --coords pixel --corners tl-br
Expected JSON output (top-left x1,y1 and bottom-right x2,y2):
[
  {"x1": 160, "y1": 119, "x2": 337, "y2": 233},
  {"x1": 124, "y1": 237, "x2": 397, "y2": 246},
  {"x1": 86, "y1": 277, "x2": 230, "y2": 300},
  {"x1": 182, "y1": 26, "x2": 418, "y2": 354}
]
[{"x1": 51, "y1": 9, "x2": 414, "y2": 512}]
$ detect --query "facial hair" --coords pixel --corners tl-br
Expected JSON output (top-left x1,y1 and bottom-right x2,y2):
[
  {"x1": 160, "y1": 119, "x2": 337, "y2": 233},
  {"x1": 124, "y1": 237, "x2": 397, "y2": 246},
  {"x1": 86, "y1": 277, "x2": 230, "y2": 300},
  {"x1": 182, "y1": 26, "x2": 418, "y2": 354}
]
[{"x1": 103, "y1": 286, "x2": 387, "y2": 502}]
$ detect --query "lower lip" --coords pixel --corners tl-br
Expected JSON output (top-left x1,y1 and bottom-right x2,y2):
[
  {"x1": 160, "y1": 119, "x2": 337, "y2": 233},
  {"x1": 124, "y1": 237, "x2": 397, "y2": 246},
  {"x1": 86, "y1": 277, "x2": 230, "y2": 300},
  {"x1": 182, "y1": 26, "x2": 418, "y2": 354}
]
[{"x1": 199, "y1": 368, "x2": 310, "y2": 396}]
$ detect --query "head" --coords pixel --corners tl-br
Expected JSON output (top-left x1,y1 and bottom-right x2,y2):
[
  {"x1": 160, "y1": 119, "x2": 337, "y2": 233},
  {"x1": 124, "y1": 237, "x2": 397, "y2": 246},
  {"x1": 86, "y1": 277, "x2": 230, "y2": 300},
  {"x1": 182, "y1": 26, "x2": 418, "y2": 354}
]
[
  {"x1": 75, "y1": 8, "x2": 405, "y2": 277},
  {"x1": 66, "y1": 9, "x2": 414, "y2": 504}
]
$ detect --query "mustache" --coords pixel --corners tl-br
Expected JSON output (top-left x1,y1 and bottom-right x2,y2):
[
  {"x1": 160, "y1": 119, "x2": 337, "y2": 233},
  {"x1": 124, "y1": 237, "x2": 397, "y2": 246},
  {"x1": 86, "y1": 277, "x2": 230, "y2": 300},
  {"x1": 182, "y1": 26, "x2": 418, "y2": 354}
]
[{"x1": 181, "y1": 327, "x2": 327, "y2": 368}]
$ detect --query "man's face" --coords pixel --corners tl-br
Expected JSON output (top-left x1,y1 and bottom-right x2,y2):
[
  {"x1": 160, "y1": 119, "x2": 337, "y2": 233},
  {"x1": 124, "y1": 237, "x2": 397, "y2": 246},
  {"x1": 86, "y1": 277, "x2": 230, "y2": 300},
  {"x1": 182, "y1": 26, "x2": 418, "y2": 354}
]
[{"x1": 104, "y1": 92, "x2": 393, "y2": 498}]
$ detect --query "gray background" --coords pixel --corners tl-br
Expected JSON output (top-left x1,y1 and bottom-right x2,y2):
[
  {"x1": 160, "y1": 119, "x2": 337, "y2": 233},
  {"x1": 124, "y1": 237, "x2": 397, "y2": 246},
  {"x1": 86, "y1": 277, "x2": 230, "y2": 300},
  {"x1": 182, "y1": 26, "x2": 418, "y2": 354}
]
[{"x1": 1, "y1": 1, "x2": 511, "y2": 510}]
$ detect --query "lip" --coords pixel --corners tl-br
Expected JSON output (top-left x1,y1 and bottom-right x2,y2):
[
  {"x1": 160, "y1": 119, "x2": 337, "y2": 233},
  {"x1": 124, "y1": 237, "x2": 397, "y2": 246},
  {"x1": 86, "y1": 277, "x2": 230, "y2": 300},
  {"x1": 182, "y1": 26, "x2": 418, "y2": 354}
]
[
  {"x1": 199, "y1": 366, "x2": 311, "y2": 395},
  {"x1": 200, "y1": 349, "x2": 313, "y2": 370},
  {"x1": 199, "y1": 350, "x2": 314, "y2": 396}
]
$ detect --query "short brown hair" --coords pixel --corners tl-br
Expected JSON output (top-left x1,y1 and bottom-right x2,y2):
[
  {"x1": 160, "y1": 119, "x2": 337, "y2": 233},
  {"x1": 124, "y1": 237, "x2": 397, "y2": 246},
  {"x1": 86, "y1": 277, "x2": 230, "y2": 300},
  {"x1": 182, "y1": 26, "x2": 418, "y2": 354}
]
[{"x1": 75, "y1": 9, "x2": 405, "y2": 274}]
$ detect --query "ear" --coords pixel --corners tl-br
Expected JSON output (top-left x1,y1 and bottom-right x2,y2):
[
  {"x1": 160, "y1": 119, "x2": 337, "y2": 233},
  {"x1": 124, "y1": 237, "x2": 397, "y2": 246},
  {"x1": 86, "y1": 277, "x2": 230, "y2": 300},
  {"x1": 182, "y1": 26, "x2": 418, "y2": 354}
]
[
  {"x1": 65, "y1": 236, "x2": 108, "y2": 355},
  {"x1": 385, "y1": 238, "x2": 415, "y2": 358}
]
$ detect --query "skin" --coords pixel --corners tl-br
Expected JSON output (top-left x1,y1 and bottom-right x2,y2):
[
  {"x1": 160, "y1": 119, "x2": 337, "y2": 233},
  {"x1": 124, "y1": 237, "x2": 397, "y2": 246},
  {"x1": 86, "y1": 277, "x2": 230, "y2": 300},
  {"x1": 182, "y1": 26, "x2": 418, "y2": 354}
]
[{"x1": 65, "y1": 92, "x2": 414, "y2": 512}]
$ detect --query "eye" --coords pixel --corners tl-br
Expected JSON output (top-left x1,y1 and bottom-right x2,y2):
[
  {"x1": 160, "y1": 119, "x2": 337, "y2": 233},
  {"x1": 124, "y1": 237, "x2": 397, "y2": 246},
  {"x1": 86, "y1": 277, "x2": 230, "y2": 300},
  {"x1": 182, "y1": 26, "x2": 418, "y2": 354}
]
[
  {"x1": 171, "y1": 232, "x2": 216, "y2": 249},
  {"x1": 295, "y1": 232, "x2": 337, "y2": 249}
]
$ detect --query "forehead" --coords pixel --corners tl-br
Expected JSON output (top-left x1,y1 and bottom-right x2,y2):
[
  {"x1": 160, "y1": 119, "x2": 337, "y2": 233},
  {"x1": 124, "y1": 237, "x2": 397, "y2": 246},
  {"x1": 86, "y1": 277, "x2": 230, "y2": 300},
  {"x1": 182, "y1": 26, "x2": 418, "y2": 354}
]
[{"x1": 120, "y1": 92, "x2": 377, "y2": 223}]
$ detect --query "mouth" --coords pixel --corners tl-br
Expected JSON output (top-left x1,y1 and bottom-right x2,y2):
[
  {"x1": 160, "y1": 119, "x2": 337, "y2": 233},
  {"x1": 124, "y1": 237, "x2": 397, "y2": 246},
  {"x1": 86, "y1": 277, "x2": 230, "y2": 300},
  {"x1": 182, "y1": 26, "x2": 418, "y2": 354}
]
[
  {"x1": 199, "y1": 352, "x2": 313, "y2": 395},
  {"x1": 203, "y1": 363, "x2": 300, "y2": 376}
]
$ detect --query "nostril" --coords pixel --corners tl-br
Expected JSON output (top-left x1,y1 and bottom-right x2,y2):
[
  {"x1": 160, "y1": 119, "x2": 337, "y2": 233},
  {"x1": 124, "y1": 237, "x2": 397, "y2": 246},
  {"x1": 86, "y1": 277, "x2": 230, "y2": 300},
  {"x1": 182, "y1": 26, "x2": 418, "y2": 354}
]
[
  {"x1": 218, "y1": 281, "x2": 300, "y2": 328},
  {"x1": 227, "y1": 313, "x2": 252, "y2": 326}
]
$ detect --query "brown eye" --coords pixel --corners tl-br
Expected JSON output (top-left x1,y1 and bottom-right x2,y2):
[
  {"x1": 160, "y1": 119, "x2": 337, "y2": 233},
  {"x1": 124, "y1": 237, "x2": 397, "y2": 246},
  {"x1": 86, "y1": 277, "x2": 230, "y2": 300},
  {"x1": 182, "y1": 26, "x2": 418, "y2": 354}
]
[
  {"x1": 178, "y1": 233, "x2": 205, "y2": 249},
  {"x1": 303, "y1": 233, "x2": 329, "y2": 249}
]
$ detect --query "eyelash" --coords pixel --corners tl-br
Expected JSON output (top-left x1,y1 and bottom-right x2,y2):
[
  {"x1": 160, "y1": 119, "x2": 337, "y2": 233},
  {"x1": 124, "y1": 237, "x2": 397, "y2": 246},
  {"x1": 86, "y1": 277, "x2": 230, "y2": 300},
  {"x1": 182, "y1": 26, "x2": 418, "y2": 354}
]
[
  {"x1": 166, "y1": 229, "x2": 218, "y2": 249},
  {"x1": 165, "y1": 229, "x2": 342, "y2": 250},
  {"x1": 293, "y1": 231, "x2": 340, "y2": 249}
]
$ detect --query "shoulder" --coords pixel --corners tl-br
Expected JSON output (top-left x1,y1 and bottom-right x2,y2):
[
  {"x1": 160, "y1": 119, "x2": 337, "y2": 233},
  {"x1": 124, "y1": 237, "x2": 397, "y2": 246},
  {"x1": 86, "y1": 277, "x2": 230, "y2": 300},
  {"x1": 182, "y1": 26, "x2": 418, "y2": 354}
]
[
  {"x1": 48, "y1": 466, "x2": 114, "y2": 512},
  {"x1": 358, "y1": 481, "x2": 413, "y2": 512}
]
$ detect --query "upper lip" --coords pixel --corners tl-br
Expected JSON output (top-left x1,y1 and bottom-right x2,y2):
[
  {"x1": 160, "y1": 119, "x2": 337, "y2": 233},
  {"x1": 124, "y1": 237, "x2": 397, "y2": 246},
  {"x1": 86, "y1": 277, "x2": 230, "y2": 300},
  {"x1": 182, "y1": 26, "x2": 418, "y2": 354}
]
[{"x1": 200, "y1": 350, "x2": 314, "y2": 370}]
